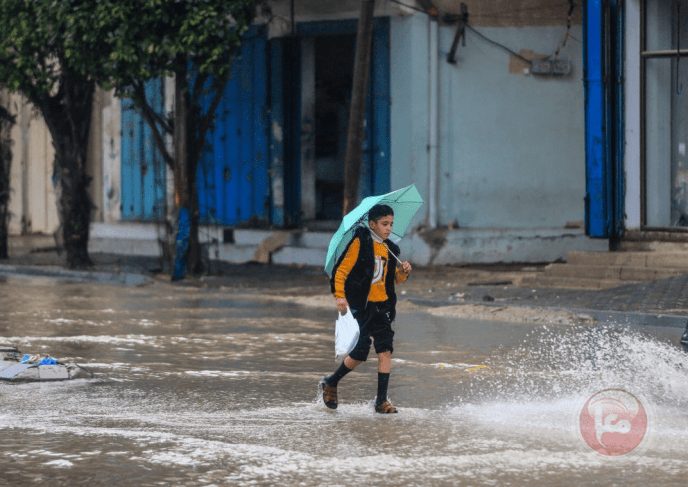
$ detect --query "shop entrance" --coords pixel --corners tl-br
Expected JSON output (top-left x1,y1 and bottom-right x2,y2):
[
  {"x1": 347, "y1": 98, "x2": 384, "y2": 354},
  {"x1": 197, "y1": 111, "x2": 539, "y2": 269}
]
[
  {"x1": 313, "y1": 34, "x2": 354, "y2": 221},
  {"x1": 282, "y1": 19, "x2": 391, "y2": 227}
]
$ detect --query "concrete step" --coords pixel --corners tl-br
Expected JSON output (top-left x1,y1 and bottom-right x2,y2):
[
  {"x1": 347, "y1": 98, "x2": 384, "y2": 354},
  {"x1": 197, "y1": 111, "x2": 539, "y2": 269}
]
[
  {"x1": 215, "y1": 243, "x2": 259, "y2": 264},
  {"x1": 91, "y1": 222, "x2": 224, "y2": 244},
  {"x1": 89, "y1": 237, "x2": 162, "y2": 257},
  {"x1": 91, "y1": 222, "x2": 162, "y2": 240},
  {"x1": 272, "y1": 246, "x2": 327, "y2": 267},
  {"x1": 290, "y1": 231, "x2": 332, "y2": 249},
  {"x1": 231, "y1": 229, "x2": 332, "y2": 249},
  {"x1": 8, "y1": 234, "x2": 55, "y2": 251},
  {"x1": 88, "y1": 224, "x2": 331, "y2": 265},
  {"x1": 232, "y1": 229, "x2": 280, "y2": 246},
  {"x1": 520, "y1": 275, "x2": 640, "y2": 290},
  {"x1": 567, "y1": 250, "x2": 688, "y2": 268},
  {"x1": 543, "y1": 263, "x2": 688, "y2": 281}
]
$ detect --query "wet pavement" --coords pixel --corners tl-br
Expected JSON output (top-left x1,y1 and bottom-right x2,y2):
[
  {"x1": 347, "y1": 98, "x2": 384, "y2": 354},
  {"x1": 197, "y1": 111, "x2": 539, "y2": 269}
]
[
  {"x1": 445, "y1": 275, "x2": 688, "y2": 316},
  {"x1": 2, "y1": 261, "x2": 688, "y2": 485},
  {"x1": 3, "y1": 252, "x2": 688, "y2": 326}
]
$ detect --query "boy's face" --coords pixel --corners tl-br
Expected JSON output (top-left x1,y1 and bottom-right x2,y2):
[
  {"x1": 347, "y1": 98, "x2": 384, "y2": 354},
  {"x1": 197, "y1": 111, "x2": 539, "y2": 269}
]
[{"x1": 369, "y1": 215, "x2": 394, "y2": 240}]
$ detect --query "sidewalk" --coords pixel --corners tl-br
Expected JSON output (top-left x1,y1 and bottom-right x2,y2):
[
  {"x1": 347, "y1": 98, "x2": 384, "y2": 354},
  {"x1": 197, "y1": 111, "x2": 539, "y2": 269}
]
[{"x1": 2, "y1": 243, "x2": 688, "y2": 329}]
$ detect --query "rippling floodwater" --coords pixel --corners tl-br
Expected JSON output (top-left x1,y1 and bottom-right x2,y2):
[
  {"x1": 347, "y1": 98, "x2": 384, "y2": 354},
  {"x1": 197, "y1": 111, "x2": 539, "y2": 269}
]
[{"x1": 1, "y1": 274, "x2": 688, "y2": 486}]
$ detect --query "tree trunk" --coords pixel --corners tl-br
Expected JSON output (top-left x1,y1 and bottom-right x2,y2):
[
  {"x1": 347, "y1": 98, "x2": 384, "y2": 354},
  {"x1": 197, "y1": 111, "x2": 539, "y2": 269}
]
[
  {"x1": 38, "y1": 68, "x2": 95, "y2": 269},
  {"x1": 0, "y1": 104, "x2": 13, "y2": 260},
  {"x1": 172, "y1": 67, "x2": 200, "y2": 280},
  {"x1": 53, "y1": 144, "x2": 94, "y2": 268},
  {"x1": 343, "y1": 0, "x2": 376, "y2": 215},
  {"x1": 173, "y1": 71, "x2": 189, "y2": 210},
  {"x1": 187, "y1": 156, "x2": 202, "y2": 275},
  {"x1": 171, "y1": 65, "x2": 207, "y2": 279}
]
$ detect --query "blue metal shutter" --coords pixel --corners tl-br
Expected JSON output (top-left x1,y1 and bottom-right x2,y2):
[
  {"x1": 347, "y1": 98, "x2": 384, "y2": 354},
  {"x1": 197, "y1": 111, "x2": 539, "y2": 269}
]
[
  {"x1": 121, "y1": 79, "x2": 167, "y2": 221},
  {"x1": 197, "y1": 30, "x2": 270, "y2": 225}
]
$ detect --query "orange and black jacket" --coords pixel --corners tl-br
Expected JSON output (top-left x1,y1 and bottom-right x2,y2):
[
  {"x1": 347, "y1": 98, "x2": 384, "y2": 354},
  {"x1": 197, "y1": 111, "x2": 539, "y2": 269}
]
[{"x1": 329, "y1": 226, "x2": 403, "y2": 319}]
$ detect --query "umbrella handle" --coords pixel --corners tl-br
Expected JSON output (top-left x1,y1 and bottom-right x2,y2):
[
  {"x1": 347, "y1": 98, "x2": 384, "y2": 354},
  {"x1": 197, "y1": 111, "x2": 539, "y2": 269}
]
[
  {"x1": 370, "y1": 228, "x2": 404, "y2": 265},
  {"x1": 383, "y1": 243, "x2": 403, "y2": 265}
]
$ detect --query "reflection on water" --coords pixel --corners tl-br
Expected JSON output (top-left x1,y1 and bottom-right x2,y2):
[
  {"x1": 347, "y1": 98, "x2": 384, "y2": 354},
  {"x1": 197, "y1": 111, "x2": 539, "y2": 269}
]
[{"x1": 1, "y1": 275, "x2": 688, "y2": 485}]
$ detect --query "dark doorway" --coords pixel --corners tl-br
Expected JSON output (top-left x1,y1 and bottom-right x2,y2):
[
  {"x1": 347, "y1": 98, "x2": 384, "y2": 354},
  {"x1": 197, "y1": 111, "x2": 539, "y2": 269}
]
[
  {"x1": 278, "y1": 18, "x2": 391, "y2": 228},
  {"x1": 314, "y1": 35, "x2": 355, "y2": 221}
]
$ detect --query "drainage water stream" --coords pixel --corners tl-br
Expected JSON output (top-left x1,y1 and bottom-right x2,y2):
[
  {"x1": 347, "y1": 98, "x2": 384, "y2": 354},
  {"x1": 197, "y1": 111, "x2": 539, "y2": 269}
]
[{"x1": 0, "y1": 275, "x2": 687, "y2": 485}]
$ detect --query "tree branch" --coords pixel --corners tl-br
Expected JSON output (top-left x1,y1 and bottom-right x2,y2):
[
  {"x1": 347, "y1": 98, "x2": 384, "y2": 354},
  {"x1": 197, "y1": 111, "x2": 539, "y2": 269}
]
[
  {"x1": 190, "y1": 74, "x2": 226, "y2": 167},
  {"x1": 196, "y1": 75, "x2": 226, "y2": 146},
  {"x1": 131, "y1": 79, "x2": 173, "y2": 135},
  {"x1": 61, "y1": 64, "x2": 82, "y2": 159},
  {"x1": 131, "y1": 79, "x2": 175, "y2": 168}
]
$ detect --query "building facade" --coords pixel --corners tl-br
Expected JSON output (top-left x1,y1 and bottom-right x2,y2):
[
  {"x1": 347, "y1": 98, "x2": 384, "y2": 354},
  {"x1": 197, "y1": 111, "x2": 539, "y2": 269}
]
[{"x1": 4, "y1": 0, "x2": 613, "y2": 266}]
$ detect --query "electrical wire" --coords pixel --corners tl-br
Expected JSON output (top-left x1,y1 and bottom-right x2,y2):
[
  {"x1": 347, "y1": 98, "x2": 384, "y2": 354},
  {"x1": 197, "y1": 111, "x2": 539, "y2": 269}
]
[
  {"x1": 551, "y1": 0, "x2": 576, "y2": 60},
  {"x1": 386, "y1": 0, "x2": 533, "y2": 64},
  {"x1": 465, "y1": 24, "x2": 532, "y2": 64}
]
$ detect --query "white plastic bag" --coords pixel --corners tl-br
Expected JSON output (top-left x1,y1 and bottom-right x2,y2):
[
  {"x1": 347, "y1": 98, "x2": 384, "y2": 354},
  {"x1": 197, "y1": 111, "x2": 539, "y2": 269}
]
[{"x1": 334, "y1": 307, "x2": 359, "y2": 362}]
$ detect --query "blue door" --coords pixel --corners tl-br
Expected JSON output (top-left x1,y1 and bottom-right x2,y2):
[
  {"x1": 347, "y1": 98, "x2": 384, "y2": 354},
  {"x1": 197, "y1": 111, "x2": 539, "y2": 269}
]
[
  {"x1": 197, "y1": 31, "x2": 270, "y2": 225},
  {"x1": 121, "y1": 79, "x2": 167, "y2": 221}
]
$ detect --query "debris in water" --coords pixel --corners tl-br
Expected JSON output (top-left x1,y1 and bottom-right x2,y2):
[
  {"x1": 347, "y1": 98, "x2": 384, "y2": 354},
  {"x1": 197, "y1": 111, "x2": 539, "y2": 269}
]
[
  {"x1": 467, "y1": 365, "x2": 492, "y2": 372},
  {"x1": 0, "y1": 346, "x2": 93, "y2": 382}
]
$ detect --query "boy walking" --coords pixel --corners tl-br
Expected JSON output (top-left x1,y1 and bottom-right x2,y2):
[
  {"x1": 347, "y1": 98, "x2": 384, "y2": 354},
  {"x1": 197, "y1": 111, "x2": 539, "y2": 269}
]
[{"x1": 321, "y1": 204, "x2": 412, "y2": 413}]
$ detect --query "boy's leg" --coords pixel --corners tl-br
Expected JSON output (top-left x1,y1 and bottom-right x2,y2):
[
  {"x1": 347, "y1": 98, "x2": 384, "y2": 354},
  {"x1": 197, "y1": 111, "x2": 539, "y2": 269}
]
[
  {"x1": 321, "y1": 357, "x2": 362, "y2": 410},
  {"x1": 377, "y1": 350, "x2": 391, "y2": 373},
  {"x1": 326, "y1": 357, "x2": 362, "y2": 387},
  {"x1": 321, "y1": 307, "x2": 373, "y2": 409},
  {"x1": 375, "y1": 351, "x2": 397, "y2": 413},
  {"x1": 370, "y1": 303, "x2": 397, "y2": 413}
]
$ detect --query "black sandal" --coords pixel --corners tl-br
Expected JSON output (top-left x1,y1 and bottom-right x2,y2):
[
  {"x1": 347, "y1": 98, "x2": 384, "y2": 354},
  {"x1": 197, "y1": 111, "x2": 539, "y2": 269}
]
[{"x1": 320, "y1": 377, "x2": 338, "y2": 409}]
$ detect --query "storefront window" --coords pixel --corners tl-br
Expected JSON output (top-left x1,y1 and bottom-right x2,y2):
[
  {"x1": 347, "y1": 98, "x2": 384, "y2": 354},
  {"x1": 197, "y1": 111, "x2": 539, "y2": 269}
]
[{"x1": 643, "y1": 0, "x2": 688, "y2": 227}]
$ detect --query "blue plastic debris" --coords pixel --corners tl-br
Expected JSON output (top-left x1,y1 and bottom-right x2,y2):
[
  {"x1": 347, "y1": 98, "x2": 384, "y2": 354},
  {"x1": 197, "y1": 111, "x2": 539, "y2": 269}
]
[{"x1": 20, "y1": 355, "x2": 57, "y2": 365}]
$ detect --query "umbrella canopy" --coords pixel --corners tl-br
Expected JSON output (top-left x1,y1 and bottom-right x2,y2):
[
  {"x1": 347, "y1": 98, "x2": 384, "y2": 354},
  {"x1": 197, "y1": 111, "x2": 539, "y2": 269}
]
[{"x1": 324, "y1": 184, "x2": 424, "y2": 275}]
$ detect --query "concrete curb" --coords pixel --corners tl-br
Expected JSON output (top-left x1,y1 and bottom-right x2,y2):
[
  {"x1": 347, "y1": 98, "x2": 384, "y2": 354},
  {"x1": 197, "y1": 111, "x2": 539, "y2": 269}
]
[
  {"x1": 0, "y1": 264, "x2": 154, "y2": 287},
  {"x1": 405, "y1": 297, "x2": 688, "y2": 329},
  {"x1": 582, "y1": 309, "x2": 687, "y2": 329}
]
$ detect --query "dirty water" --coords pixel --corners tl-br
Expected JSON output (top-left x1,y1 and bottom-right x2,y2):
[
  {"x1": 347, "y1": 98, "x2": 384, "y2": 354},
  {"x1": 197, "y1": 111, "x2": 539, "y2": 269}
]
[{"x1": 1, "y1": 275, "x2": 688, "y2": 485}]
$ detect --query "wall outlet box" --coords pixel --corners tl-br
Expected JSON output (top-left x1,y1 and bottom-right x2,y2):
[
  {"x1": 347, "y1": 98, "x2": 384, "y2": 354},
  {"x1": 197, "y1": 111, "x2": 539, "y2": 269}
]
[
  {"x1": 531, "y1": 59, "x2": 552, "y2": 74},
  {"x1": 552, "y1": 59, "x2": 572, "y2": 75}
]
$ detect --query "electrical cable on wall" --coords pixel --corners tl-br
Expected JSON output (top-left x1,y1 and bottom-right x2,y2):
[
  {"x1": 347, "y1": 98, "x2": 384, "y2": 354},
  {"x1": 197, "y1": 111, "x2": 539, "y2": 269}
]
[
  {"x1": 387, "y1": 0, "x2": 533, "y2": 66},
  {"x1": 389, "y1": 0, "x2": 578, "y2": 75},
  {"x1": 464, "y1": 24, "x2": 532, "y2": 64},
  {"x1": 551, "y1": 0, "x2": 576, "y2": 61}
]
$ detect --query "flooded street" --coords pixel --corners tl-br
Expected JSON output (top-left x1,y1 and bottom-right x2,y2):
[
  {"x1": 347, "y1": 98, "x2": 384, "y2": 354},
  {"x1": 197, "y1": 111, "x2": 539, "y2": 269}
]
[{"x1": 2, "y1": 274, "x2": 688, "y2": 485}]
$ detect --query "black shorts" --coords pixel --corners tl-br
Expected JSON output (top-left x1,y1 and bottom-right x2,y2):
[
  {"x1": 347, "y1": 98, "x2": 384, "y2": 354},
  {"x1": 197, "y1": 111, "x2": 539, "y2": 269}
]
[{"x1": 348, "y1": 301, "x2": 395, "y2": 362}]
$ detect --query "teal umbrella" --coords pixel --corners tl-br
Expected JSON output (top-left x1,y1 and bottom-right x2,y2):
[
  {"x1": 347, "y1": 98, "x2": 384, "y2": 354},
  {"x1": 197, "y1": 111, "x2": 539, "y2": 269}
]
[{"x1": 325, "y1": 184, "x2": 424, "y2": 275}]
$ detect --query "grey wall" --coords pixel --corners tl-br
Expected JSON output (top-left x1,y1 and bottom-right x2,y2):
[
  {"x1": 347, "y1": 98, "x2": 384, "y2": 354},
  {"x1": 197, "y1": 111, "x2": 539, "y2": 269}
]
[
  {"x1": 390, "y1": 15, "x2": 430, "y2": 221},
  {"x1": 390, "y1": 14, "x2": 586, "y2": 229}
]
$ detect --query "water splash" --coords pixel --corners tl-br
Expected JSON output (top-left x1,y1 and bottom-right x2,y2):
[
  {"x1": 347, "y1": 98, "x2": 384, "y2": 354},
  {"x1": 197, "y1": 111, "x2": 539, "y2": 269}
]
[{"x1": 457, "y1": 323, "x2": 688, "y2": 407}]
